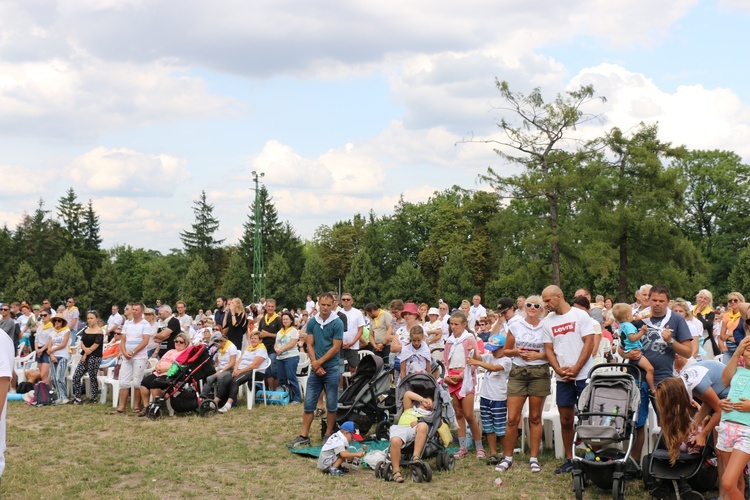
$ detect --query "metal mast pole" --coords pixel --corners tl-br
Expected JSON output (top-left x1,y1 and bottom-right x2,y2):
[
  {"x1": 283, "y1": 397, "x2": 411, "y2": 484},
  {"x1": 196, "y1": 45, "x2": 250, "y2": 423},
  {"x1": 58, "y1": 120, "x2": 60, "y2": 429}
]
[{"x1": 251, "y1": 170, "x2": 265, "y2": 304}]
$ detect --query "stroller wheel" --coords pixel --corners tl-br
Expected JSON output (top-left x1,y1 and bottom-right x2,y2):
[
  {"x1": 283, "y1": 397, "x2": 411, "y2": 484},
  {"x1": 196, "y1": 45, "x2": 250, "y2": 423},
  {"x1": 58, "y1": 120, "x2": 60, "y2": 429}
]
[
  {"x1": 612, "y1": 477, "x2": 625, "y2": 500},
  {"x1": 421, "y1": 462, "x2": 432, "y2": 483},
  {"x1": 573, "y1": 473, "x2": 584, "y2": 500},
  {"x1": 374, "y1": 461, "x2": 383, "y2": 479},
  {"x1": 410, "y1": 464, "x2": 423, "y2": 483},
  {"x1": 198, "y1": 399, "x2": 218, "y2": 417},
  {"x1": 147, "y1": 404, "x2": 162, "y2": 421},
  {"x1": 384, "y1": 462, "x2": 393, "y2": 481},
  {"x1": 444, "y1": 452, "x2": 455, "y2": 471},
  {"x1": 375, "y1": 420, "x2": 390, "y2": 441},
  {"x1": 435, "y1": 452, "x2": 444, "y2": 471}
]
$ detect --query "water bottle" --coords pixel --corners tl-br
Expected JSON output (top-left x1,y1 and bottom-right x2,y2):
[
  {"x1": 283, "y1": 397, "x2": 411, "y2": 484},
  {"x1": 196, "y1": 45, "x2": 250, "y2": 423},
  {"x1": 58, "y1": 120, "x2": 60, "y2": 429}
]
[
  {"x1": 585, "y1": 448, "x2": 595, "y2": 461},
  {"x1": 494, "y1": 477, "x2": 503, "y2": 487},
  {"x1": 603, "y1": 407, "x2": 619, "y2": 426}
]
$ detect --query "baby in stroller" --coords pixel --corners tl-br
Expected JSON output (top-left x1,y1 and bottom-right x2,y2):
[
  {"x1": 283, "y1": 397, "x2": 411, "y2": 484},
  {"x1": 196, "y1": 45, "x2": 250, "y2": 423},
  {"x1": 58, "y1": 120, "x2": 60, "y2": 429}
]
[{"x1": 387, "y1": 390, "x2": 434, "y2": 483}]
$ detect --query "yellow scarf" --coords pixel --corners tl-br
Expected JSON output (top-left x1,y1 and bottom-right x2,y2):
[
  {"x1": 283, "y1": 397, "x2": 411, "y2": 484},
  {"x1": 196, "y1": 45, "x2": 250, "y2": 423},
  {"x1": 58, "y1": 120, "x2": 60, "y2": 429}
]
[
  {"x1": 43, "y1": 321, "x2": 53, "y2": 330},
  {"x1": 727, "y1": 310, "x2": 741, "y2": 331},
  {"x1": 219, "y1": 340, "x2": 234, "y2": 355},
  {"x1": 264, "y1": 313, "x2": 279, "y2": 326},
  {"x1": 67, "y1": 305, "x2": 78, "y2": 313},
  {"x1": 693, "y1": 305, "x2": 712, "y2": 317},
  {"x1": 247, "y1": 343, "x2": 266, "y2": 353},
  {"x1": 54, "y1": 326, "x2": 69, "y2": 334},
  {"x1": 372, "y1": 310, "x2": 383, "y2": 329},
  {"x1": 279, "y1": 326, "x2": 294, "y2": 336}
]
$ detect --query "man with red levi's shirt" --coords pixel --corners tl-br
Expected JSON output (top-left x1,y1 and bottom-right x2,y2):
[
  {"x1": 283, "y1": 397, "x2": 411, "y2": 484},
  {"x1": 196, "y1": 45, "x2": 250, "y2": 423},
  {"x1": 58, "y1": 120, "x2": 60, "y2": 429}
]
[{"x1": 541, "y1": 285, "x2": 596, "y2": 474}]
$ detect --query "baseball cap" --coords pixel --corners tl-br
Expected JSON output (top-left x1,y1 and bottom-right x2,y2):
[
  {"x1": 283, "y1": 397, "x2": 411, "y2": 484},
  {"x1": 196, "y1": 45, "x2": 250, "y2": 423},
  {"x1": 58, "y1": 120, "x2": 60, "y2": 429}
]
[
  {"x1": 496, "y1": 298, "x2": 515, "y2": 314},
  {"x1": 485, "y1": 334, "x2": 506, "y2": 352},
  {"x1": 340, "y1": 421, "x2": 364, "y2": 441}
]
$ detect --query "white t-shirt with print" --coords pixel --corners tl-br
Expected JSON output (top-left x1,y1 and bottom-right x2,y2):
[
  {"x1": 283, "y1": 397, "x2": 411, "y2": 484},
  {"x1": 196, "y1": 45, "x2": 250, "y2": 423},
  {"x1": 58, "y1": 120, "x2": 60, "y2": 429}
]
[
  {"x1": 542, "y1": 307, "x2": 596, "y2": 381},
  {"x1": 509, "y1": 319, "x2": 547, "y2": 367}
]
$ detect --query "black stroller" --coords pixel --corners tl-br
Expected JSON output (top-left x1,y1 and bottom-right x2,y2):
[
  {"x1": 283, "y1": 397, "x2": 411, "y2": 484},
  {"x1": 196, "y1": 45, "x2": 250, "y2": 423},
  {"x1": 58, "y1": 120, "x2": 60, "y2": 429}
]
[
  {"x1": 642, "y1": 432, "x2": 718, "y2": 500},
  {"x1": 374, "y1": 373, "x2": 455, "y2": 483},
  {"x1": 322, "y1": 354, "x2": 392, "y2": 438},
  {"x1": 572, "y1": 363, "x2": 642, "y2": 500},
  {"x1": 146, "y1": 343, "x2": 219, "y2": 420}
]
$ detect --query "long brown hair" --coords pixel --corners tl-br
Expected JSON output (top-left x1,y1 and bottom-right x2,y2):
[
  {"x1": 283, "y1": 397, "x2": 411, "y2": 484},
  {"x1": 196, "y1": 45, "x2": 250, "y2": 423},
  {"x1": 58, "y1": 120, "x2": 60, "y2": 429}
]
[{"x1": 655, "y1": 377, "x2": 693, "y2": 465}]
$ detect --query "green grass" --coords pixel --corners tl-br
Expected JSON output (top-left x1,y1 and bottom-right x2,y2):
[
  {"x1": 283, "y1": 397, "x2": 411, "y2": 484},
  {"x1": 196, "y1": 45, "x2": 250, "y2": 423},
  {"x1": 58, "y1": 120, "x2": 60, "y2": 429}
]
[{"x1": 1, "y1": 399, "x2": 690, "y2": 499}]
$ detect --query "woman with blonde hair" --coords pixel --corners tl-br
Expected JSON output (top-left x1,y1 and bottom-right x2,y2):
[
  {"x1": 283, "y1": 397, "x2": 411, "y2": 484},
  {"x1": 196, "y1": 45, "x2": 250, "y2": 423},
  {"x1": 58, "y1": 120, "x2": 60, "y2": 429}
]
[
  {"x1": 223, "y1": 298, "x2": 249, "y2": 352},
  {"x1": 719, "y1": 292, "x2": 745, "y2": 364},
  {"x1": 672, "y1": 298, "x2": 703, "y2": 359},
  {"x1": 694, "y1": 289, "x2": 717, "y2": 357}
]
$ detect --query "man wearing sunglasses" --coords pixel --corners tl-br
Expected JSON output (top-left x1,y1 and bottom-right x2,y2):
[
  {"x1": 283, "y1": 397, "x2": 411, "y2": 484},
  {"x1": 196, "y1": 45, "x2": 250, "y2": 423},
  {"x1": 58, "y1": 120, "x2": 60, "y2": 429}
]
[{"x1": 0, "y1": 306, "x2": 15, "y2": 349}]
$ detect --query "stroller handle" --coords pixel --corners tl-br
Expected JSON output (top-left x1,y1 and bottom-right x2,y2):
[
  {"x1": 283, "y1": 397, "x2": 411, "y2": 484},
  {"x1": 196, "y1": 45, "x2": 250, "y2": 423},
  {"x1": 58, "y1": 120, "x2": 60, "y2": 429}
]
[{"x1": 586, "y1": 362, "x2": 643, "y2": 386}]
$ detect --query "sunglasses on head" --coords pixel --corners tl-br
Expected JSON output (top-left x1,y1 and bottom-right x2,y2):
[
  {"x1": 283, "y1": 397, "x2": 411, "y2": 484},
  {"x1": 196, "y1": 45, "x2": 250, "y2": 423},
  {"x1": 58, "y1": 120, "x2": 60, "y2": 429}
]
[{"x1": 526, "y1": 303, "x2": 542, "y2": 309}]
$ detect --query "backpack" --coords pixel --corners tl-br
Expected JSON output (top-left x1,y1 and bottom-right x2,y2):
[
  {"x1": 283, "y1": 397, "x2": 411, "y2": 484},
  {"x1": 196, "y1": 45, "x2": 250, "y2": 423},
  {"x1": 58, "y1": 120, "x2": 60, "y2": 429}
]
[{"x1": 34, "y1": 381, "x2": 53, "y2": 406}]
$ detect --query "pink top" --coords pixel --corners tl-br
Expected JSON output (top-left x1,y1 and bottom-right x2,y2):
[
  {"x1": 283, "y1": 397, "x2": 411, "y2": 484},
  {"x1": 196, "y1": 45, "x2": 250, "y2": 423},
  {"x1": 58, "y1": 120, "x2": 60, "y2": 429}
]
[{"x1": 154, "y1": 349, "x2": 182, "y2": 376}]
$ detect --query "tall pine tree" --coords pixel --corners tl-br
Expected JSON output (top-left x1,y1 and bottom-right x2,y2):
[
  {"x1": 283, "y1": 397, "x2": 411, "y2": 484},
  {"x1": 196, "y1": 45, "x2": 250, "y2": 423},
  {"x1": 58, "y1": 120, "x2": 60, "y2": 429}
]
[
  {"x1": 180, "y1": 191, "x2": 225, "y2": 277},
  {"x1": 221, "y1": 250, "x2": 253, "y2": 302},
  {"x1": 180, "y1": 256, "x2": 214, "y2": 312}
]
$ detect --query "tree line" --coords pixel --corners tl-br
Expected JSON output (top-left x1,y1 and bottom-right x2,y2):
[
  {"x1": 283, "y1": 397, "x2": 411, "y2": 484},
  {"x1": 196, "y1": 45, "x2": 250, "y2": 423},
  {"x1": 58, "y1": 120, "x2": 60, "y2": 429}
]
[{"x1": 1, "y1": 82, "x2": 749, "y2": 312}]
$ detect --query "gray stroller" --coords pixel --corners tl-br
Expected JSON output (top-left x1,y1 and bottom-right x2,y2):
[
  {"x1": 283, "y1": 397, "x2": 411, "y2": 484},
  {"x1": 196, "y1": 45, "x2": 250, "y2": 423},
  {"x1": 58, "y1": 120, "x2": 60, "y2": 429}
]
[{"x1": 572, "y1": 363, "x2": 642, "y2": 500}]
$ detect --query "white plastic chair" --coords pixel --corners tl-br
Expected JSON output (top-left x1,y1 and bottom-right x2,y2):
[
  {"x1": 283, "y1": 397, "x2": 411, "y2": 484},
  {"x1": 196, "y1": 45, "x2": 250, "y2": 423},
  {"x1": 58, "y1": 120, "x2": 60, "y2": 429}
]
[
  {"x1": 14, "y1": 352, "x2": 37, "y2": 383},
  {"x1": 297, "y1": 352, "x2": 311, "y2": 399},
  {"x1": 246, "y1": 357, "x2": 271, "y2": 410},
  {"x1": 593, "y1": 337, "x2": 612, "y2": 366},
  {"x1": 101, "y1": 364, "x2": 121, "y2": 408},
  {"x1": 358, "y1": 350, "x2": 374, "y2": 361}
]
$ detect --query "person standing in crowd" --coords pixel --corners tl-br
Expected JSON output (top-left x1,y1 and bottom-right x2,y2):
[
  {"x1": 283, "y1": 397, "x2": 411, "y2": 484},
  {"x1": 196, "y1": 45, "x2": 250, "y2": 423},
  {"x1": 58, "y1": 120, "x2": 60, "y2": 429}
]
[
  {"x1": 175, "y1": 301, "x2": 192, "y2": 335},
  {"x1": 365, "y1": 303, "x2": 393, "y2": 363},
  {"x1": 49, "y1": 316, "x2": 71, "y2": 404},
  {"x1": 223, "y1": 298, "x2": 249, "y2": 354},
  {"x1": 289, "y1": 293, "x2": 343, "y2": 448},
  {"x1": 106, "y1": 305, "x2": 123, "y2": 343},
  {"x1": 438, "y1": 301, "x2": 451, "y2": 342},
  {"x1": 444, "y1": 311, "x2": 484, "y2": 459},
  {"x1": 34, "y1": 308, "x2": 54, "y2": 385},
  {"x1": 496, "y1": 295, "x2": 548, "y2": 473},
  {"x1": 275, "y1": 311, "x2": 301, "y2": 404},
  {"x1": 213, "y1": 296, "x2": 228, "y2": 336},
  {"x1": 71, "y1": 311, "x2": 104, "y2": 405},
  {"x1": 154, "y1": 305, "x2": 181, "y2": 357},
  {"x1": 306, "y1": 295, "x2": 316, "y2": 314},
  {"x1": 258, "y1": 298, "x2": 282, "y2": 391},
  {"x1": 490, "y1": 298, "x2": 517, "y2": 336},
  {"x1": 113, "y1": 302, "x2": 151, "y2": 415},
  {"x1": 0, "y1": 310, "x2": 14, "y2": 486},
  {"x1": 424, "y1": 307, "x2": 444, "y2": 360},
  {"x1": 63, "y1": 297, "x2": 80, "y2": 340},
  {"x1": 693, "y1": 289, "x2": 717, "y2": 357},
  {"x1": 719, "y1": 292, "x2": 745, "y2": 364},
  {"x1": 339, "y1": 293, "x2": 365, "y2": 378},
  {"x1": 624, "y1": 285, "x2": 693, "y2": 459},
  {"x1": 17, "y1": 304, "x2": 36, "y2": 356},
  {"x1": 469, "y1": 294, "x2": 487, "y2": 331},
  {"x1": 0, "y1": 307, "x2": 15, "y2": 353},
  {"x1": 541, "y1": 285, "x2": 596, "y2": 475}
]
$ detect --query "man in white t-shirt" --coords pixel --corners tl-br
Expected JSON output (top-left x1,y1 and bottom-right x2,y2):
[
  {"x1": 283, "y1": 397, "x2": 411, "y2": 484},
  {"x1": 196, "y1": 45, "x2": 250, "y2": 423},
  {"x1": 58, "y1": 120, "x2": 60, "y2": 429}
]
[
  {"x1": 541, "y1": 285, "x2": 595, "y2": 475},
  {"x1": 469, "y1": 295, "x2": 487, "y2": 331},
  {"x1": 106, "y1": 304, "x2": 124, "y2": 342},
  {"x1": 340, "y1": 293, "x2": 365, "y2": 376},
  {"x1": 175, "y1": 301, "x2": 192, "y2": 334},
  {"x1": 0, "y1": 314, "x2": 16, "y2": 481},
  {"x1": 305, "y1": 295, "x2": 316, "y2": 314},
  {"x1": 438, "y1": 301, "x2": 450, "y2": 342}
]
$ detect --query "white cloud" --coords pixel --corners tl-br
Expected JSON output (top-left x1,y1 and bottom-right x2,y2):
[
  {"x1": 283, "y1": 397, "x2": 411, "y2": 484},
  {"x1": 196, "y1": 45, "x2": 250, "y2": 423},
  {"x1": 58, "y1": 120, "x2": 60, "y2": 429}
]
[
  {"x1": 0, "y1": 164, "x2": 46, "y2": 198},
  {"x1": 70, "y1": 147, "x2": 190, "y2": 196},
  {"x1": 571, "y1": 64, "x2": 750, "y2": 159}
]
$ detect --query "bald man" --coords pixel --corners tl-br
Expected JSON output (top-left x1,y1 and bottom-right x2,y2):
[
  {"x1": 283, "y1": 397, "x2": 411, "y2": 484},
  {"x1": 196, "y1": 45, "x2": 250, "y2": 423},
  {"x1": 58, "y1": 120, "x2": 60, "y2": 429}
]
[{"x1": 541, "y1": 285, "x2": 596, "y2": 474}]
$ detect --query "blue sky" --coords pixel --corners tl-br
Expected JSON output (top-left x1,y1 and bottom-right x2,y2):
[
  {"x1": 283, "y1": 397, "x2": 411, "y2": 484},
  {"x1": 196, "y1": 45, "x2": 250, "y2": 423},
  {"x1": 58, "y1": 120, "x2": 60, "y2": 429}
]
[{"x1": 1, "y1": 0, "x2": 748, "y2": 253}]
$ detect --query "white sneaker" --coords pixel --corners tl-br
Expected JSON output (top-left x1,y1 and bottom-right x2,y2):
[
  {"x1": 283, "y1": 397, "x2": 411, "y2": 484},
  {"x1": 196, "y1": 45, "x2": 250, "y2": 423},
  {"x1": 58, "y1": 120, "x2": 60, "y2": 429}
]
[
  {"x1": 54, "y1": 398, "x2": 69, "y2": 405},
  {"x1": 218, "y1": 403, "x2": 231, "y2": 413}
]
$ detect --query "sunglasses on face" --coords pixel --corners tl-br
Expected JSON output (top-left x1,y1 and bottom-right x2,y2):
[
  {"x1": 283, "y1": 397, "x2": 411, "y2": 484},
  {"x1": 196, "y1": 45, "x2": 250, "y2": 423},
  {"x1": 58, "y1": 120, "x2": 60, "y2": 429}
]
[
  {"x1": 0, "y1": 308, "x2": 8, "y2": 312},
  {"x1": 40, "y1": 313, "x2": 49, "y2": 317},
  {"x1": 729, "y1": 299, "x2": 740, "y2": 303},
  {"x1": 174, "y1": 340, "x2": 186, "y2": 344},
  {"x1": 526, "y1": 303, "x2": 542, "y2": 310}
]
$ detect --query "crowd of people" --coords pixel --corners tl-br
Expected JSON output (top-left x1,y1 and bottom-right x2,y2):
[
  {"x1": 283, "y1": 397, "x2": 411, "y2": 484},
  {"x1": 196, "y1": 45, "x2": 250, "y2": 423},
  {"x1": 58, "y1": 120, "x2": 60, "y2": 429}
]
[{"x1": 1, "y1": 284, "x2": 749, "y2": 497}]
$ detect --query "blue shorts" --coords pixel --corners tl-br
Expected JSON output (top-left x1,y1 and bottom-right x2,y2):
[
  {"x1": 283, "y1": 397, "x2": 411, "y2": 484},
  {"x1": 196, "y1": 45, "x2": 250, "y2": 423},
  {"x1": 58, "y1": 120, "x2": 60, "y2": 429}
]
[
  {"x1": 38, "y1": 352, "x2": 51, "y2": 364},
  {"x1": 556, "y1": 379, "x2": 587, "y2": 407},
  {"x1": 303, "y1": 365, "x2": 340, "y2": 413},
  {"x1": 480, "y1": 398, "x2": 507, "y2": 436}
]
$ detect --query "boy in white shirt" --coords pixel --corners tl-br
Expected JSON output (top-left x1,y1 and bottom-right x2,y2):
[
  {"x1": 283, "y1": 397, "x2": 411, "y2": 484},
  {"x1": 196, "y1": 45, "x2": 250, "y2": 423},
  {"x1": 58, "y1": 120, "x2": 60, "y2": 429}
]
[
  {"x1": 468, "y1": 334, "x2": 512, "y2": 465},
  {"x1": 317, "y1": 421, "x2": 366, "y2": 476}
]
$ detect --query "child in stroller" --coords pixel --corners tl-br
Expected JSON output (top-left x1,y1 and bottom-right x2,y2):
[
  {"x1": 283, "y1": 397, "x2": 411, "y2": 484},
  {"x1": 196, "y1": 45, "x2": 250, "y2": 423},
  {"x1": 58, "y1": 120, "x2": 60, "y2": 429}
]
[
  {"x1": 386, "y1": 390, "x2": 434, "y2": 483},
  {"x1": 375, "y1": 373, "x2": 455, "y2": 483}
]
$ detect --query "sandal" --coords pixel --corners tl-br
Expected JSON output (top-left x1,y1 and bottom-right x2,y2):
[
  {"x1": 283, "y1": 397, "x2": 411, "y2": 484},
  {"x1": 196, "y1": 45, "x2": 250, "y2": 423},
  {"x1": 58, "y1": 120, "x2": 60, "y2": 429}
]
[
  {"x1": 486, "y1": 454, "x2": 500, "y2": 466},
  {"x1": 494, "y1": 458, "x2": 512, "y2": 472},
  {"x1": 409, "y1": 456, "x2": 421, "y2": 465},
  {"x1": 392, "y1": 470, "x2": 404, "y2": 483},
  {"x1": 109, "y1": 409, "x2": 125, "y2": 415},
  {"x1": 132, "y1": 407, "x2": 142, "y2": 413},
  {"x1": 137, "y1": 409, "x2": 147, "y2": 418},
  {"x1": 530, "y1": 460, "x2": 542, "y2": 473},
  {"x1": 314, "y1": 408, "x2": 325, "y2": 418}
]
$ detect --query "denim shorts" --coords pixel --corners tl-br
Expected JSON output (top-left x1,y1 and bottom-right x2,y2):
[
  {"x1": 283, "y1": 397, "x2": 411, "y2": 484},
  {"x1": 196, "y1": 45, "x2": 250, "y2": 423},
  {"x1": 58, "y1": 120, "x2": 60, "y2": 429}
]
[
  {"x1": 38, "y1": 352, "x2": 51, "y2": 364},
  {"x1": 303, "y1": 365, "x2": 340, "y2": 413}
]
